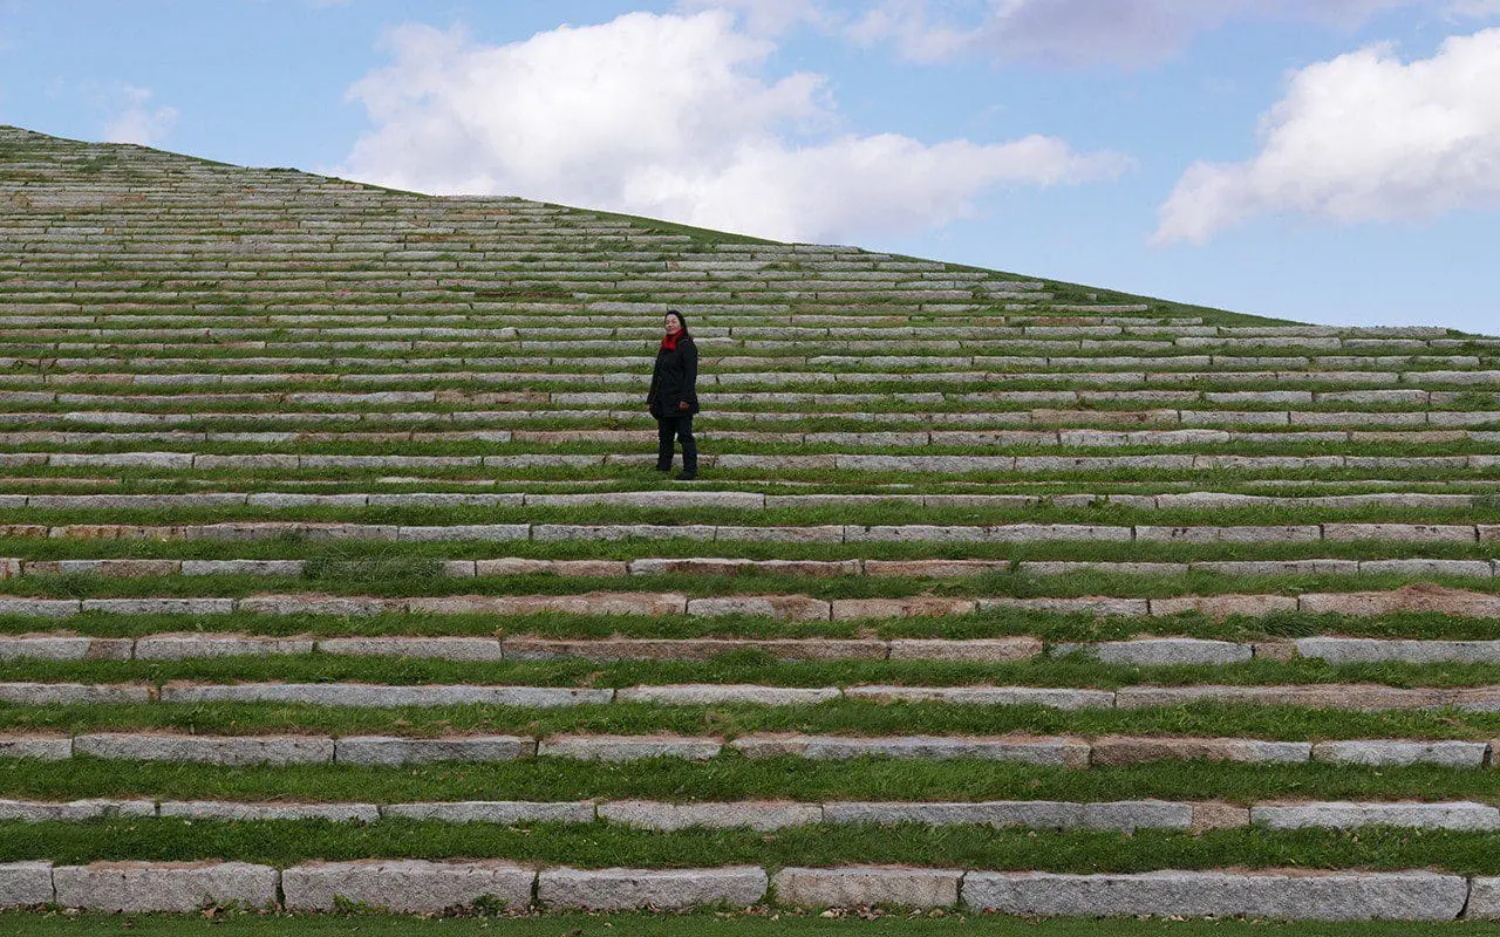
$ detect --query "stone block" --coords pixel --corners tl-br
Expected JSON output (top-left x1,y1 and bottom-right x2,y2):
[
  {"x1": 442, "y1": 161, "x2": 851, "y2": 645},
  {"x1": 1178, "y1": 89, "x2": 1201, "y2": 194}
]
[
  {"x1": 615, "y1": 684, "x2": 839, "y2": 706},
  {"x1": 238, "y1": 595, "x2": 392, "y2": 616},
  {"x1": 799, "y1": 735, "x2": 1089, "y2": 766},
  {"x1": 823, "y1": 800, "x2": 1188, "y2": 831},
  {"x1": 1252, "y1": 801, "x2": 1500, "y2": 831},
  {"x1": 335, "y1": 736, "x2": 534, "y2": 766},
  {"x1": 410, "y1": 592, "x2": 687, "y2": 617},
  {"x1": 532, "y1": 524, "x2": 715, "y2": 542},
  {"x1": 283, "y1": 860, "x2": 535, "y2": 913},
  {"x1": 135, "y1": 635, "x2": 313, "y2": 659},
  {"x1": 81, "y1": 598, "x2": 235, "y2": 616},
  {"x1": 846, "y1": 525, "x2": 987, "y2": 543},
  {"x1": 716, "y1": 525, "x2": 845, "y2": 543},
  {"x1": 53, "y1": 861, "x2": 280, "y2": 912},
  {"x1": 1090, "y1": 737, "x2": 1311, "y2": 767},
  {"x1": 160, "y1": 682, "x2": 612, "y2": 708},
  {"x1": 831, "y1": 597, "x2": 976, "y2": 620},
  {"x1": 539, "y1": 866, "x2": 768, "y2": 910},
  {"x1": 0, "y1": 683, "x2": 149, "y2": 705},
  {"x1": 0, "y1": 861, "x2": 55, "y2": 907},
  {"x1": 318, "y1": 637, "x2": 504, "y2": 661},
  {"x1": 0, "y1": 636, "x2": 92, "y2": 660},
  {"x1": 1135, "y1": 526, "x2": 1319, "y2": 543},
  {"x1": 181, "y1": 560, "x2": 305, "y2": 577},
  {"x1": 1196, "y1": 560, "x2": 1359, "y2": 577},
  {"x1": 383, "y1": 801, "x2": 594, "y2": 823},
  {"x1": 1361, "y1": 559, "x2": 1494, "y2": 578},
  {"x1": 961, "y1": 870, "x2": 1467, "y2": 920},
  {"x1": 1311, "y1": 739, "x2": 1486, "y2": 767},
  {"x1": 1148, "y1": 595, "x2": 1298, "y2": 619},
  {"x1": 1191, "y1": 803, "x2": 1252, "y2": 830},
  {"x1": 0, "y1": 599, "x2": 81, "y2": 618},
  {"x1": 1300, "y1": 586, "x2": 1500, "y2": 618},
  {"x1": 774, "y1": 867, "x2": 961, "y2": 908},
  {"x1": 75, "y1": 732, "x2": 334, "y2": 765},
  {"x1": 158, "y1": 801, "x2": 379, "y2": 822},
  {"x1": 539, "y1": 735, "x2": 722, "y2": 761},
  {"x1": 1054, "y1": 638, "x2": 1251, "y2": 666},
  {"x1": 888, "y1": 638, "x2": 1042, "y2": 662},
  {"x1": 1298, "y1": 638, "x2": 1500, "y2": 665},
  {"x1": 599, "y1": 800, "x2": 821, "y2": 831},
  {"x1": 475, "y1": 558, "x2": 626, "y2": 577},
  {"x1": 1323, "y1": 524, "x2": 1476, "y2": 543},
  {"x1": 687, "y1": 595, "x2": 832, "y2": 621},
  {"x1": 398, "y1": 525, "x2": 530, "y2": 542},
  {"x1": 863, "y1": 560, "x2": 1009, "y2": 578},
  {"x1": 977, "y1": 596, "x2": 1150, "y2": 617},
  {"x1": 1252, "y1": 642, "x2": 1298, "y2": 662},
  {"x1": 1114, "y1": 684, "x2": 1438, "y2": 711},
  {"x1": 843, "y1": 685, "x2": 1113, "y2": 710},
  {"x1": 0, "y1": 736, "x2": 73, "y2": 761}
]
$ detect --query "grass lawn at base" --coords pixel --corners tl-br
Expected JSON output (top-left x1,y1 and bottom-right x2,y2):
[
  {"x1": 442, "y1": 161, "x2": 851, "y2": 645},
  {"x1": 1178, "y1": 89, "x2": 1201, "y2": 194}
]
[{"x1": 6, "y1": 912, "x2": 1500, "y2": 936}]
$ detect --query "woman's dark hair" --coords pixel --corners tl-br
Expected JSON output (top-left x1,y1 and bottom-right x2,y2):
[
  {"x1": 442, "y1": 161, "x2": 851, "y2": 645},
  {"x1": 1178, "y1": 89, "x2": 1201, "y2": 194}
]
[{"x1": 665, "y1": 309, "x2": 691, "y2": 336}]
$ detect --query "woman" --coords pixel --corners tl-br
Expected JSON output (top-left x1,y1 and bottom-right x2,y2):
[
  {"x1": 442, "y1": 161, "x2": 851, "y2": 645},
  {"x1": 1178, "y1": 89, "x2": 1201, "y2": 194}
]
[{"x1": 647, "y1": 309, "x2": 700, "y2": 480}]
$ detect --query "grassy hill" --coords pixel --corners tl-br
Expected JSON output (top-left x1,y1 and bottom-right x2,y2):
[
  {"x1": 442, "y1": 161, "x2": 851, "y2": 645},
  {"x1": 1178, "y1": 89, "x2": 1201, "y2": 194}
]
[{"x1": 1, "y1": 124, "x2": 1500, "y2": 927}]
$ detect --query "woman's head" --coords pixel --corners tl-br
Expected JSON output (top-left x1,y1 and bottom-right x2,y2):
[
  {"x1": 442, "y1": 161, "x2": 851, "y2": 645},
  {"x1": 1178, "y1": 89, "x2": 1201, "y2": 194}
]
[{"x1": 664, "y1": 310, "x2": 689, "y2": 335}]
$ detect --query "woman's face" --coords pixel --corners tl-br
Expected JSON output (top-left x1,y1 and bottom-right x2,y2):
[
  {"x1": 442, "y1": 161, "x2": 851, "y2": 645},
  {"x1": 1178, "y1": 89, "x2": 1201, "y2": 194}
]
[{"x1": 664, "y1": 314, "x2": 682, "y2": 334}]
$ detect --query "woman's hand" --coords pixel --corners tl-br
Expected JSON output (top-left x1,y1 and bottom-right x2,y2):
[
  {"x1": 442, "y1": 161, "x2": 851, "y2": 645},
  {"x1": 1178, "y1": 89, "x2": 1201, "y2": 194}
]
[{"x1": 677, "y1": 400, "x2": 691, "y2": 411}]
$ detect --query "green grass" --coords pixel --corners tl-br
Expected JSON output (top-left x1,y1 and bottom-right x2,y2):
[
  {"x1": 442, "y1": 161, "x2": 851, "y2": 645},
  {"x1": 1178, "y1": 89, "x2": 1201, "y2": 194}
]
[
  {"x1": 1, "y1": 499, "x2": 1498, "y2": 531},
  {"x1": 1, "y1": 532, "x2": 1496, "y2": 566},
  {"x1": 11, "y1": 605, "x2": 1500, "y2": 643},
  {"x1": 6, "y1": 756, "x2": 1500, "y2": 806},
  {"x1": 2, "y1": 569, "x2": 1496, "y2": 603},
  {"x1": 11, "y1": 818, "x2": 1500, "y2": 874},
  {"x1": 9, "y1": 698, "x2": 1500, "y2": 741},
  {"x1": 6, "y1": 910, "x2": 1495, "y2": 935},
  {"x1": 18, "y1": 653, "x2": 1500, "y2": 693}
]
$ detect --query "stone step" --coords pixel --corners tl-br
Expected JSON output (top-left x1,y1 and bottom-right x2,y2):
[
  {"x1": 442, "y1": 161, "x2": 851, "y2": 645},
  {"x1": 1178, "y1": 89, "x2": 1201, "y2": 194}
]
[
  {"x1": 13, "y1": 677, "x2": 1500, "y2": 717},
  {"x1": 6, "y1": 556, "x2": 1493, "y2": 584},
  {"x1": 3, "y1": 796, "x2": 1496, "y2": 833},
  {"x1": 5, "y1": 426, "x2": 1495, "y2": 449},
  {"x1": 0, "y1": 587, "x2": 1498, "y2": 622},
  {"x1": 2, "y1": 730, "x2": 1489, "y2": 766},
  {"x1": 0, "y1": 859, "x2": 1486, "y2": 918},
  {"x1": 3, "y1": 450, "x2": 1498, "y2": 477},
  {"x1": 8, "y1": 408, "x2": 1499, "y2": 435},
  {"x1": 10, "y1": 631, "x2": 1500, "y2": 667},
  {"x1": 1, "y1": 519, "x2": 1493, "y2": 545}
]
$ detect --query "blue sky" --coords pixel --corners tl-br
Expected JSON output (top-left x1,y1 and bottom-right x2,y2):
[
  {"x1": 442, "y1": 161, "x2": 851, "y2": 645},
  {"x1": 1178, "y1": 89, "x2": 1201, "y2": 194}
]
[{"x1": 2, "y1": 0, "x2": 1498, "y2": 333}]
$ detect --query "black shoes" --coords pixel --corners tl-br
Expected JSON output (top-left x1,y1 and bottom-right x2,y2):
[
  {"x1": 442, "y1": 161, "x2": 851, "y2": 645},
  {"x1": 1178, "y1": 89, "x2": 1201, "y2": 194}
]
[
  {"x1": 655, "y1": 464, "x2": 671, "y2": 472},
  {"x1": 675, "y1": 469, "x2": 697, "y2": 481}
]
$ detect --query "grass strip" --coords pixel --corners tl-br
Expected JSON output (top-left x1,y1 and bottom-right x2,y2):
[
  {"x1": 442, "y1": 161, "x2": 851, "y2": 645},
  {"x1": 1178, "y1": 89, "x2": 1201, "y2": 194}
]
[
  {"x1": 17, "y1": 655, "x2": 1500, "y2": 692},
  {"x1": 3, "y1": 571, "x2": 1497, "y2": 601},
  {"x1": 3, "y1": 500, "x2": 1500, "y2": 530},
  {"x1": 4, "y1": 757, "x2": 1500, "y2": 806},
  {"x1": 15, "y1": 605, "x2": 1500, "y2": 643},
  {"x1": 6, "y1": 699, "x2": 1500, "y2": 741},
  {"x1": 3, "y1": 535, "x2": 1499, "y2": 564},
  {"x1": 13, "y1": 819, "x2": 1500, "y2": 874}
]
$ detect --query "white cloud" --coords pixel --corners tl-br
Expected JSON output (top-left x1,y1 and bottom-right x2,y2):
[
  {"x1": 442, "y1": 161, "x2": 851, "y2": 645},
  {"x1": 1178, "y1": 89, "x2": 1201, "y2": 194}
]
[
  {"x1": 852, "y1": 0, "x2": 1465, "y2": 68},
  {"x1": 336, "y1": 11, "x2": 1128, "y2": 243},
  {"x1": 1154, "y1": 28, "x2": 1500, "y2": 245},
  {"x1": 101, "y1": 85, "x2": 178, "y2": 146}
]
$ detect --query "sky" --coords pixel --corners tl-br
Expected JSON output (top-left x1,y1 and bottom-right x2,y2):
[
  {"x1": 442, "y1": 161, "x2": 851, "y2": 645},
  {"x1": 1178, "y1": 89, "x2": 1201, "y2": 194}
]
[{"x1": 1, "y1": 0, "x2": 1498, "y2": 333}]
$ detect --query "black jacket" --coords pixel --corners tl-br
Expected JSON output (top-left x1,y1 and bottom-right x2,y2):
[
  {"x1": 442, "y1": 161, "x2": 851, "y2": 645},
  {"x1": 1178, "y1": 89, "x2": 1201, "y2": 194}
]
[{"x1": 647, "y1": 336, "x2": 700, "y2": 418}]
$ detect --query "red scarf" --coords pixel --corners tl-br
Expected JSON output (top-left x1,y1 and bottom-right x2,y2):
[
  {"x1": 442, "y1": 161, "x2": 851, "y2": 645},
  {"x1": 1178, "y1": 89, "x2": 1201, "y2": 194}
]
[{"x1": 661, "y1": 330, "x2": 683, "y2": 351}]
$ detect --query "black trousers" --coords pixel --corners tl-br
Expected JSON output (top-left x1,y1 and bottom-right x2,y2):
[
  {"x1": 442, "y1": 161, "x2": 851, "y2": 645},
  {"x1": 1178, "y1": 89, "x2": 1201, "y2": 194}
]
[{"x1": 656, "y1": 414, "x2": 697, "y2": 470}]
